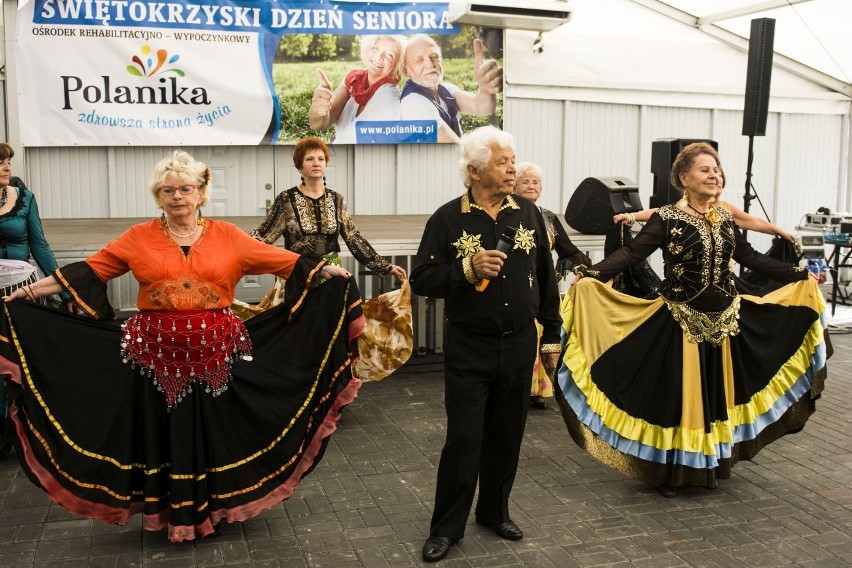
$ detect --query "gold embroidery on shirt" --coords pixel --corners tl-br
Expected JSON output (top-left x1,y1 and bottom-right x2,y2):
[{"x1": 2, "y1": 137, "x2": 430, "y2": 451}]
[
  {"x1": 453, "y1": 231, "x2": 483, "y2": 258},
  {"x1": 461, "y1": 192, "x2": 521, "y2": 214},
  {"x1": 514, "y1": 223, "x2": 536, "y2": 254}
]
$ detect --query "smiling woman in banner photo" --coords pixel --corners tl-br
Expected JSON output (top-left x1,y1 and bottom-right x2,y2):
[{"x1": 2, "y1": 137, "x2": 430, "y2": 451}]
[
  {"x1": 277, "y1": 25, "x2": 504, "y2": 144},
  {"x1": 308, "y1": 34, "x2": 408, "y2": 144}
]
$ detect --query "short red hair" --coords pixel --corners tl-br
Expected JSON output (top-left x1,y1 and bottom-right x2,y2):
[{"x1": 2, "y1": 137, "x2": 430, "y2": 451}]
[{"x1": 293, "y1": 136, "x2": 330, "y2": 169}]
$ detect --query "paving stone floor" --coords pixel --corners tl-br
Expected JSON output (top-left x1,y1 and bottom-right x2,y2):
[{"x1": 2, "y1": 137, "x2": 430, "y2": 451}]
[{"x1": 0, "y1": 330, "x2": 849, "y2": 567}]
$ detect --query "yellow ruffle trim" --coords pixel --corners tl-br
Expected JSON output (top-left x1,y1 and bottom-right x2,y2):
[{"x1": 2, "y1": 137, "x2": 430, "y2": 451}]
[{"x1": 561, "y1": 282, "x2": 825, "y2": 457}]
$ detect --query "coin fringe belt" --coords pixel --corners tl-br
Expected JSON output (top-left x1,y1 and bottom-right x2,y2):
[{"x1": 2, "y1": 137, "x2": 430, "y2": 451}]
[{"x1": 120, "y1": 309, "x2": 253, "y2": 409}]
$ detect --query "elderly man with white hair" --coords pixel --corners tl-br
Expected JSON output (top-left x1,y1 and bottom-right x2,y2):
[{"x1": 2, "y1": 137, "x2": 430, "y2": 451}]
[
  {"x1": 400, "y1": 35, "x2": 503, "y2": 143},
  {"x1": 409, "y1": 126, "x2": 561, "y2": 562}
]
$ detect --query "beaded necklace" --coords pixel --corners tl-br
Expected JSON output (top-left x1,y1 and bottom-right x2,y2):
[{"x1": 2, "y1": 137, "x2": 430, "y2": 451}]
[{"x1": 166, "y1": 218, "x2": 199, "y2": 238}]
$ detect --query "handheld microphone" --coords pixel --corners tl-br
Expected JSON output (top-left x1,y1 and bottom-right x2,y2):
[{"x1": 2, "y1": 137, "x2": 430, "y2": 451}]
[{"x1": 476, "y1": 226, "x2": 517, "y2": 292}]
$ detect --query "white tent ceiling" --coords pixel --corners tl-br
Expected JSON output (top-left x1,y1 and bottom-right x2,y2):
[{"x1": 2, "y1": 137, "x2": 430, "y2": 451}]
[
  {"x1": 632, "y1": 0, "x2": 852, "y2": 97},
  {"x1": 506, "y1": 0, "x2": 852, "y2": 111}
]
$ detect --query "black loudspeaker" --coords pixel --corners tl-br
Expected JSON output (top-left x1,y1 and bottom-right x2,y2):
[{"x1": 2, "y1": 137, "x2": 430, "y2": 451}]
[
  {"x1": 565, "y1": 177, "x2": 642, "y2": 235},
  {"x1": 649, "y1": 138, "x2": 718, "y2": 209},
  {"x1": 742, "y1": 18, "x2": 775, "y2": 137}
]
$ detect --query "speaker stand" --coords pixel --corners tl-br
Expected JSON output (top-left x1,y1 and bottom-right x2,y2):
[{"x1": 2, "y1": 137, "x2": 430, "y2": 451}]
[
  {"x1": 742, "y1": 135, "x2": 773, "y2": 235},
  {"x1": 743, "y1": 134, "x2": 756, "y2": 243},
  {"x1": 741, "y1": 134, "x2": 774, "y2": 273}
]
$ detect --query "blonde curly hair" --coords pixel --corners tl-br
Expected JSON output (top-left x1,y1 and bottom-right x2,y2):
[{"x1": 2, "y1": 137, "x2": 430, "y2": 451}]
[{"x1": 148, "y1": 150, "x2": 211, "y2": 207}]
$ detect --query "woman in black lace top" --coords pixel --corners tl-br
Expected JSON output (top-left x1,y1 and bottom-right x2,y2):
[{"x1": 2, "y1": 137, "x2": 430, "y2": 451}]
[
  {"x1": 252, "y1": 137, "x2": 406, "y2": 280},
  {"x1": 235, "y1": 137, "x2": 406, "y2": 317},
  {"x1": 556, "y1": 142, "x2": 827, "y2": 497}
]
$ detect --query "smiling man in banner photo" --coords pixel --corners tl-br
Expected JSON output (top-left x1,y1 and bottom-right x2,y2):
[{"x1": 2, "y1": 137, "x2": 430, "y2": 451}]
[{"x1": 400, "y1": 35, "x2": 503, "y2": 144}]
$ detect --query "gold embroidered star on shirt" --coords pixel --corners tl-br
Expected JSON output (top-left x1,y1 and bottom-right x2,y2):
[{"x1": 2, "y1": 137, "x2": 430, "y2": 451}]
[
  {"x1": 514, "y1": 223, "x2": 536, "y2": 254},
  {"x1": 453, "y1": 231, "x2": 483, "y2": 258}
]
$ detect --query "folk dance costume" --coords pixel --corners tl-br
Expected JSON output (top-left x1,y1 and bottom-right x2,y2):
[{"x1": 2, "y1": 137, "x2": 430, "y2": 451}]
[
  {"x1": 0, "y1": 218, "x2": 365, "y2": 541},
  {"x1": 0, "y1": 182, "x2": 71, "y2": 454},
  {"x1": 556, "y1": 204, "x2": 827, "y2": 489},
  {"x1": 410, "y1": 191, "x2": 561, "y2": 539},
  {"x1": 238, "y1": 185, "x2": 412, "y2": 382}
]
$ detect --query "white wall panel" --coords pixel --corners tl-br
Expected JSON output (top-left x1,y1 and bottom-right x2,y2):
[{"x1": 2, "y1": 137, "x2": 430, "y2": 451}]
[
  {"x1": 563, "y1": 101, "x2": 642, "y2": 210},
  {"x1": 323, "y1": 144, "x2": 354, "y2": 205},
  {"x1": 353, "y1": 144, "x2": 397, "y2": 214},
  {"x1": 24, "y1": 147, "x2": 110, "y2": 218},
  {"x1": 395, "y1": 143, "x2": 462, "y2": 214},
  {"x1": 504, "y1": 97, "x2": 566, "y2": 213},
  {"x1": 777, "y1": 114, "x2": 843, "y2": 222}
]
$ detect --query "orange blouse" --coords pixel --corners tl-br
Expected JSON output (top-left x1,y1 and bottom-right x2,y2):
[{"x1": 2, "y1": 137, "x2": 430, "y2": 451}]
[{"x1": 85, "y1": 219, "x2": 300, "y2": 310}]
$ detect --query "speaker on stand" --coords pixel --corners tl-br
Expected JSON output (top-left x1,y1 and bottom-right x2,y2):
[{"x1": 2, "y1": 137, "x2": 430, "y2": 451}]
[{"x1": 741, "y1": 18, "x2": 775, "y2": 242}]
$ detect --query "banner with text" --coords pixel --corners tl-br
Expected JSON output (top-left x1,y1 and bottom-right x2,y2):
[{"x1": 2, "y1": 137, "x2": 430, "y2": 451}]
[{"x1": 16, "y1": 0, "x2": 504, "y2": 146}]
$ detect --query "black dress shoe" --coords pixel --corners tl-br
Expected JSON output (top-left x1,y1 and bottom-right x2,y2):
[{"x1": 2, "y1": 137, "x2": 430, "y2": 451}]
[
  {"x1": 493, "y1": 521, "x2": 523, "y2": 540},
  {"x1": 477, "y1": 519, "x2": 524, "y2": 541},
  {"x1": 422, "y1": 536, "x2": 455, "y2": 562}
]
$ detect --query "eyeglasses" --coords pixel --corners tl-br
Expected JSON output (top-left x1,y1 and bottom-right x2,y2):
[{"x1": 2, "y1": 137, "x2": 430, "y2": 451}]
[
  {"x1": 517, "y1": 180, "x2": 541, "y2": 188},
  {"x1": 158, "y1": 185, "x2": 197, "y2": 196}
]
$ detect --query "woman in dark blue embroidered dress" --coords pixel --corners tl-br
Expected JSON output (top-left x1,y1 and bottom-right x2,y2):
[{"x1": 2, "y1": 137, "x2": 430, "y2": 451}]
[{"x1": 0, "y1": 142, "x2": 71, "y2": 457}]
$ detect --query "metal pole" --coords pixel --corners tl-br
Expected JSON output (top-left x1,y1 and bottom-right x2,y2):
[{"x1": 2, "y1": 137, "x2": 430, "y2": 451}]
[{"x1": 742, "y1": 134, "x2": 755, "y2": 243}]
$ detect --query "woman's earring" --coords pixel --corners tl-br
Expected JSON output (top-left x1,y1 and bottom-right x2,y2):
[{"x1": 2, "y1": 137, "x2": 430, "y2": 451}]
[
  {"x1": 677, "y1": 197, "x2": 688, "y2": 208},
  {"x1": 300, "y1": 175, "x2": 305, "y2": 184},
  {"x1": 708, "y1": 196, "x2": 716, "y2": 204},
  {"x1": 322, "y1": 176, "x2": 327, "y2": 187}
]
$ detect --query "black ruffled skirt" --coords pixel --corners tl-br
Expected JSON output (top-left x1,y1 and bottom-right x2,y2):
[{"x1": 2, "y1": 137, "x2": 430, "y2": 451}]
[
  {"x1": 0, "y1": 274, "x2": 364, "y2": 542},
  {"x1": 555, "y1": 278, "x2": 827, "y2": 489}
]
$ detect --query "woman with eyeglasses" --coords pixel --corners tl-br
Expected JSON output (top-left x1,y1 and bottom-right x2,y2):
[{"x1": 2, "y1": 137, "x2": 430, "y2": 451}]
[
  {"x1": 512, "y1": 162, "x2": 591, "y2": 410},
  {"x1": 1, "y1": 150, "x2": 364, "y2": 542}
]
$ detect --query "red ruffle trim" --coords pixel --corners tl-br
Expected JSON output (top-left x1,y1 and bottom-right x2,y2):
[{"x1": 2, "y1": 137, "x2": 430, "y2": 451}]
[{"x1": 10, "y1": 376, "x2": 362, "y2": 542}]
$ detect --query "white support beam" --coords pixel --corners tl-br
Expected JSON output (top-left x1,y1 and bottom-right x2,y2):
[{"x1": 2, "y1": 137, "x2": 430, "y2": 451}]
[{"x1": 699, "y1": 0, "x2": 815, "y2": 26}]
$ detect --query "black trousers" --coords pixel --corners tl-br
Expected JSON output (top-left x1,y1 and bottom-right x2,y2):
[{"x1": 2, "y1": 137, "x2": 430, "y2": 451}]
[{"x1": 429, "y1": 322, "x2": 537, "y2": 538}]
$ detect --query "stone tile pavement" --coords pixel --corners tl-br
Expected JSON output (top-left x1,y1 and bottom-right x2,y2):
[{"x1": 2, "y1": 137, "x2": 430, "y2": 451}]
[{"x1": 0, "y1": 332, "x2": 850, "y2": 567}]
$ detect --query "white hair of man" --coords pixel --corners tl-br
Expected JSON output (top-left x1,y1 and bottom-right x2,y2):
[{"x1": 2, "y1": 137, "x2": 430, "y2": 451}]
[
  {"x1": 404, "y1": 34, "x2": 441, "y2": 65},
  {"x1": 515, "y1": 162, "x2": 543, "y2": 182},
  {"x1": 458, "y1": 126, "x2": 516, "y2": 188}
]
